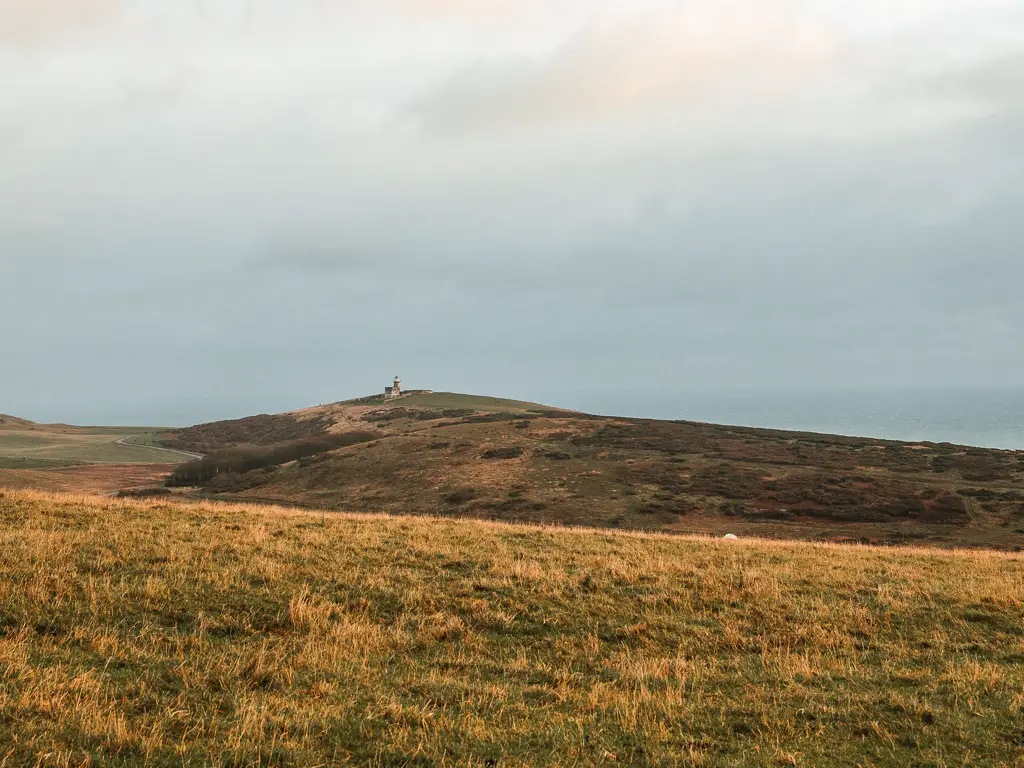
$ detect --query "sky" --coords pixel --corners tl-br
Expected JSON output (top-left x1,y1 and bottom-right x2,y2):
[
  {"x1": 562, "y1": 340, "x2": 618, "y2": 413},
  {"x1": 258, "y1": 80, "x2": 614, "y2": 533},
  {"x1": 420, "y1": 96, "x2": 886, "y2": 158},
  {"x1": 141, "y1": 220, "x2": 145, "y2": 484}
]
[{"x1": 1, "y1": 0, "x2": 1023, "y2": 425}]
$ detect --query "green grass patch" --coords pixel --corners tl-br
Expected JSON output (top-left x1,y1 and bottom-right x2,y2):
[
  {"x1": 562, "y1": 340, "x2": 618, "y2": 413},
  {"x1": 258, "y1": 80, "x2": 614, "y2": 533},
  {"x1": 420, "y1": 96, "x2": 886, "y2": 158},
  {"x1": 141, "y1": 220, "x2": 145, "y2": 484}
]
[
  {"x1": 397, "y1": 392, "x2": 562, "y2": 414},
  {"x1": 0, "y1": 426, "x2": 179, "y2": 465},
  {"x1": 0, "y1": 457, "x2": 84, "y2": 469}
]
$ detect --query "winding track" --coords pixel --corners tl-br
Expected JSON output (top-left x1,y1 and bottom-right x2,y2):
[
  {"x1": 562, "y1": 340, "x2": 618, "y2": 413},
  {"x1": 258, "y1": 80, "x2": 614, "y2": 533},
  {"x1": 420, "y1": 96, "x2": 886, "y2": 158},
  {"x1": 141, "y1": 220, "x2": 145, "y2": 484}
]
[{"x1": 113, "y1": 437, "x2": 203, "y2": 461}]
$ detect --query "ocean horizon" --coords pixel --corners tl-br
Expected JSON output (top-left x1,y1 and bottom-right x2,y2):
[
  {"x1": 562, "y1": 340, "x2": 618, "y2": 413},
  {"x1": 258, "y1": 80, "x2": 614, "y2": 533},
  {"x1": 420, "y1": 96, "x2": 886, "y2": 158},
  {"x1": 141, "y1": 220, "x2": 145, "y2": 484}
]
[{"x1": 553, "y1": 387, "x2": 1024, "y2": 451}]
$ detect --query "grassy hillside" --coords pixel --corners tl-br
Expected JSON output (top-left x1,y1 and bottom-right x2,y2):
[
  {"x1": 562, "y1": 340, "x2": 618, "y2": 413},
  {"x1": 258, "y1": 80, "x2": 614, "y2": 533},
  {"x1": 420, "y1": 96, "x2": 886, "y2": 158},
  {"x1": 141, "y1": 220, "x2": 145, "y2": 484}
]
[
  {"x1": 394, "y1": 391, "x2": 559, "y2": 413},
  {"x1": 161, "y1": 393, "x2": 559, "y2": 455},
  {"x1": 0, "y1": 417, "x2": 197, "y2": 496},
  {"x1": 0, "y1": 418, "x2": 188, "y2": 465},
  {"x1": 0, "y1": 490, "x2": 1021, "y2": 766},
  {"x1": 9, "y1": 392, "x2": 1020, "y2": 548},
  {"x1": 166, "y1": 395, "x2": 1024, "y2": 549}
]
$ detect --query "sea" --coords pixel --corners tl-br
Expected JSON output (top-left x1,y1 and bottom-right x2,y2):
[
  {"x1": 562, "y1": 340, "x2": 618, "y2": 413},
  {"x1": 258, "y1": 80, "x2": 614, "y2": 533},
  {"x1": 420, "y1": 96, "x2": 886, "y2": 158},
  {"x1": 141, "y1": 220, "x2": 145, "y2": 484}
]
[{"x1": 554, "y1": 388, "x2": 1024, "y2": 451}]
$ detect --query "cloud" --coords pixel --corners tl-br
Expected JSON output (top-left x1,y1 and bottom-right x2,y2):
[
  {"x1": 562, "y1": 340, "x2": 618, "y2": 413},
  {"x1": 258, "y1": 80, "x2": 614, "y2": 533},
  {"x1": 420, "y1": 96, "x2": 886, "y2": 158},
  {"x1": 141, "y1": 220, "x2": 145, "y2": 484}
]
[
  {"x1": 0, "y1": 0, "x2": 121, "y2": 46},
  {"x1": 411, "y1": 3, "x2": 842, "y2": 136},
  {"x1": 1, "y1": 0, "x2": 1023, "y2": 422},
  {"x1": 386, "y1": 0, "x2": 522, "y2": 21},
  {"x1": 248, "y1": 239, "x2": 379, "y2": 276}
]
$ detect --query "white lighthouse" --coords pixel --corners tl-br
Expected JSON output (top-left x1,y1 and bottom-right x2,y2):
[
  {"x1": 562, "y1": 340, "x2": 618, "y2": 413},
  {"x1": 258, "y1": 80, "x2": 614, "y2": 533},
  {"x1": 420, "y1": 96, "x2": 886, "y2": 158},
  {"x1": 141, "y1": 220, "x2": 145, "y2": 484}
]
[{"x1": 384, "y1": 375, "x2": 402, "y2": 399}]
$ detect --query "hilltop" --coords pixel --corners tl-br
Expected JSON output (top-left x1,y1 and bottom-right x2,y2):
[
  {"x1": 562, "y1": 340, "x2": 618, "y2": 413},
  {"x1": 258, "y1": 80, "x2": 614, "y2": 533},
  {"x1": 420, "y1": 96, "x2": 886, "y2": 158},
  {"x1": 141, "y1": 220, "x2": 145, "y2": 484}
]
[
  {"x1": 160, "y1": 391, "x2": 563, "y2": 454},
  {"x1": 0, "y1": 489, "x2": 1021, "y2": 765},
  {"x1": 158, "y1": 391, "x2": 1024, "y2": 550}
]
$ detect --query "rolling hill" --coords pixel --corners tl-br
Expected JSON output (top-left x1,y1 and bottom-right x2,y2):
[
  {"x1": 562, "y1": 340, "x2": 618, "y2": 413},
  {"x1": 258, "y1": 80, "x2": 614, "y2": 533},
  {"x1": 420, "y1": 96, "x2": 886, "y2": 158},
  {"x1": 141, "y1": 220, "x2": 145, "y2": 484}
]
[
  {"x1": 0, "y1": 415, "x2": 195, "y2": 492},
  {"x1": 0, "y1": 416, "x2": 187, "y2": 465},
  {"x1": 159, "y1": 391, "x2": 1024, "y2": 550}
]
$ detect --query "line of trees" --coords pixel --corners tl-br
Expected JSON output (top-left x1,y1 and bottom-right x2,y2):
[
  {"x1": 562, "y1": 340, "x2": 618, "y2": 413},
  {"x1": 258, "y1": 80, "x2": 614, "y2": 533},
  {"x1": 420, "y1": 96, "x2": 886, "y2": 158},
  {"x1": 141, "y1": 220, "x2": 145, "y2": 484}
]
[{"x1": 166, "y1": 431, "x2": 378, "y2": 487}]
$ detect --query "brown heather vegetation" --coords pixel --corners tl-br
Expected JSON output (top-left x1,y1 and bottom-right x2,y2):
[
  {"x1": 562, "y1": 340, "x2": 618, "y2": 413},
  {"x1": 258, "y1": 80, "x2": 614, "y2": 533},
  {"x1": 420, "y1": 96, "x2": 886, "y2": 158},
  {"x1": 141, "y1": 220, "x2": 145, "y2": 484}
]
[
  {"x1": 159, "y1": 414, "x2": 336, "y2": 456},
  {"x1": 0, "y1": 489, "x2": 1022, "y2": 766},
  {"x1": 163, "y1": 394, "x2": 1024, "y2": 551},
  {"x1": 0, "y1": 464, "x2": 174, "y2": 496},
  {"x1": 166, "y1": 432, "x2": 379, "y2": 488},
  {"x1": 3, "y1": 393, "x2": 1022, "y2": 549}
]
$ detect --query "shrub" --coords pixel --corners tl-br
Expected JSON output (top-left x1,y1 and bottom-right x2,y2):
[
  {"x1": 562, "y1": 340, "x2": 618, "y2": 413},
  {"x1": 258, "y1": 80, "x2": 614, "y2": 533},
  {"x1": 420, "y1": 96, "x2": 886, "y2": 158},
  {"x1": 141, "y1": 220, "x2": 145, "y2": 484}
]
[
  {"x1": 167, "y1": 431, "x2": 379, "y2": 487},
  {"x1": 482, "y1": 447, "x2": 523, "y2": 460},
  {"x1": 113, "y1": 487, "x2": 172, "y2": 499},
  {"x1": 445, "y1": 489, "x2": 478, "y2": 505},
  {"x1": 162, "y1": 414, "x2": 334, "y2": 454},
  {"x1": 368, "y1": 408, "x2": 475, "y2": 423},
  {"x1": 543, "y1": 452, "x2": 571, "y2": 461}
]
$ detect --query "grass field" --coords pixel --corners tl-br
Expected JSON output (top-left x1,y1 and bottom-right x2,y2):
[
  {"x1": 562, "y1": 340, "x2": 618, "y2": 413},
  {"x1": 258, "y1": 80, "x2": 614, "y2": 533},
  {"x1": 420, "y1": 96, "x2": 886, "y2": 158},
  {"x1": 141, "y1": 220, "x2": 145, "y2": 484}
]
[
  {"x1": 1, "y1": 489, "x2": 1021, "y2": 766},
  {"x1": 0, "y1": 418, "x2": 194, "y2": 495},
  {"x1": 395, "y1": 392, "x2": 561, "y2": 413},
  {"x1": 0, "y1": 457, "x2": 83, "y2": 470},
  {"x1": 0, "y1": 420, "x2": 193, "y2": 466}
]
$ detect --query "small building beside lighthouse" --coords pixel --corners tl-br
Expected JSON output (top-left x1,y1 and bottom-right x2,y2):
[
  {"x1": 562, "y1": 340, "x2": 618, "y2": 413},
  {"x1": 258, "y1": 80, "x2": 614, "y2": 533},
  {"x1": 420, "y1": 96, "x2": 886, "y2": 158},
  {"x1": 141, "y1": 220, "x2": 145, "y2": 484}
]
[{"x1": 384, "y1": 376, "x2": 402, "y2": 399}]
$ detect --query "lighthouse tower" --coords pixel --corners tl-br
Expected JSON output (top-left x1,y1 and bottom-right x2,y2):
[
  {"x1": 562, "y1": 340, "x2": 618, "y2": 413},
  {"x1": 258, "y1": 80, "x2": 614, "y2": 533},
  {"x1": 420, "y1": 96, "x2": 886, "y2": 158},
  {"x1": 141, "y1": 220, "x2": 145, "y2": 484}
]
[{"x1": 384, "y1": 375, "x2": 402, "y2": 399}]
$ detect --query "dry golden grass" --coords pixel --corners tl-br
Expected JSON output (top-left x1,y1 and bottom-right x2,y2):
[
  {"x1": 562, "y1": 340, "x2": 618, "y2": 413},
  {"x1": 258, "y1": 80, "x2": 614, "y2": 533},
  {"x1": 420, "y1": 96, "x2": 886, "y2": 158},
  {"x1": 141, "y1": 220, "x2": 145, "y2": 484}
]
[{"x1": 0, "y1": 488, "x2": 1022, "y2": 766}]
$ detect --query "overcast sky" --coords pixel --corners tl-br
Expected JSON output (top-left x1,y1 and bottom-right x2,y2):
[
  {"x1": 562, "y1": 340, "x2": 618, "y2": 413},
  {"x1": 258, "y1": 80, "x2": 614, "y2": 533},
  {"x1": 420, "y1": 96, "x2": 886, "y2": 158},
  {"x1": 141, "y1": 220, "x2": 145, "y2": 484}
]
[{"x1": 2, "y1": 0, "x2": 1022, "y2": 425}]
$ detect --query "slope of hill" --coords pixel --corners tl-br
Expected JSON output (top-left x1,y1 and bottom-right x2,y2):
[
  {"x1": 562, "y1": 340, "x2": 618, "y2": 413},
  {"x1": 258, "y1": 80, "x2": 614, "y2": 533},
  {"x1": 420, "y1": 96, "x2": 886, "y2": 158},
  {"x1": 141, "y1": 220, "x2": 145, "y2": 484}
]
[
  {"x1": 0, "y1": 414, "x2": 33, "y2": 428},
  {"x1": 161, "y1": 392, "x2": 563, "y2": 454},
  {"x1": 0, "y1": 489, "x2": 1021, "y2": 765},
  {"x1": 162, "y1": 392, "x2": 1024, "y2": 549},
  {"x1": 0, "y1": 419, "x2": 182, "y2": 465},
  {"x1": 0, "y1": 415, "x2": 195, "y2": 493}
]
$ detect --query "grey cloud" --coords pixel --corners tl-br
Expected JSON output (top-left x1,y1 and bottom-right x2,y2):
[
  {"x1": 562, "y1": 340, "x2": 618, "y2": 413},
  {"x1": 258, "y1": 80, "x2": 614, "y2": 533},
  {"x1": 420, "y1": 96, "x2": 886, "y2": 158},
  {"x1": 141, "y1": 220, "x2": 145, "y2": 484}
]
[
  {"x1": 381, "y1": 0, "x2": 523, "y2": 22},
  {"x1": 937, "y1": 55, "x2": 1024, "y2": 105},
  {"x1": 2, "y1": 2, "x2": 1023, "y2": 425},
  {"x1": 409, "y1": 4, "x2": 841, "y2": 137},
  {"x1": 248, "y1": 241, "x2": 380, "y2": 275}
]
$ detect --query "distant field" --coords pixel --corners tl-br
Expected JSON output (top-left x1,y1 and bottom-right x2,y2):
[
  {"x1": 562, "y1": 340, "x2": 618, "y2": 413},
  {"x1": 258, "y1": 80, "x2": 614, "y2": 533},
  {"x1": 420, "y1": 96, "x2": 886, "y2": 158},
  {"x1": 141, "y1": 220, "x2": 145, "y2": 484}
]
[
  {"x1": 0, "y1": 423, "x2": 192, "y2": 465},
  {"x1": 0, "y1": 490, "x2": 1021, "y2": 766},
  {"x1": 0, "y1": 419, "x2": 195, "y2": 492}
]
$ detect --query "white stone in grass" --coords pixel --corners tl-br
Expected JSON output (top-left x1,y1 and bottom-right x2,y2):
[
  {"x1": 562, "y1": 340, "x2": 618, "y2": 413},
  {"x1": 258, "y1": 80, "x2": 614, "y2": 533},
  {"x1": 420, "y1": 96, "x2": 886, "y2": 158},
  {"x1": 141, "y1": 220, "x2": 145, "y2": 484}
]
[{"x1": 723, "y1": 533, "x2": 739, "y2": 540}]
